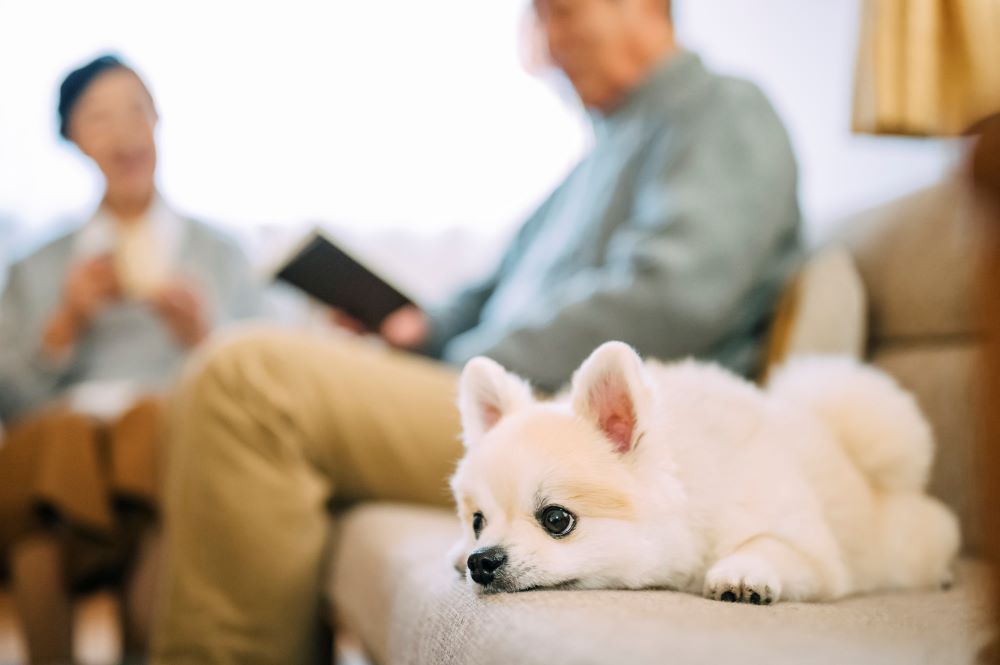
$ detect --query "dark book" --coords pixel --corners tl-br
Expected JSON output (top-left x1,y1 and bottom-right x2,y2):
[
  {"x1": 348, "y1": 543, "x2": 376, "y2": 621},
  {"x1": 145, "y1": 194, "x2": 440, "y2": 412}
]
[{"x1": 272, "y1": 229, "x2": 414, "y2": 330}]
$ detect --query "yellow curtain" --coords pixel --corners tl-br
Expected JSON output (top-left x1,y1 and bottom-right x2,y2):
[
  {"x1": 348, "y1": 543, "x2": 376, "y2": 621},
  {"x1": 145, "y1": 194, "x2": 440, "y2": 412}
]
[{"x1": 854, "y1": 0, "x2": 1000, "y2": 136}]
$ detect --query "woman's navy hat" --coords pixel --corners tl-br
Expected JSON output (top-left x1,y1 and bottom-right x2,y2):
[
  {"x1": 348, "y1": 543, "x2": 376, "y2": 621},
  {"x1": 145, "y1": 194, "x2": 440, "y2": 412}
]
[{"x1": 58, "y1": 54, "x2": 133, "y2": 139}]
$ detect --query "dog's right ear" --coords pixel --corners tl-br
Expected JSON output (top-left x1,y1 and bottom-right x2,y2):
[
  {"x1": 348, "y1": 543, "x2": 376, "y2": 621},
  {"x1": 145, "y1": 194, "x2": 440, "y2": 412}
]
[{"x1": 458, "y1": 356, "x2": 533, "y2": 446}]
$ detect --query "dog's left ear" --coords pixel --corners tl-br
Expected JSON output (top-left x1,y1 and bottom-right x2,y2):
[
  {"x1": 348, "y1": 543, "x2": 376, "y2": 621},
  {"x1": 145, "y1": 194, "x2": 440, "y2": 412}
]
[
  {"x1": 458, "y1": 356, "x2": 534, "y2": 446},
  {"x1": 570, "y1": 342, "x2": 651, "y2": 455}
]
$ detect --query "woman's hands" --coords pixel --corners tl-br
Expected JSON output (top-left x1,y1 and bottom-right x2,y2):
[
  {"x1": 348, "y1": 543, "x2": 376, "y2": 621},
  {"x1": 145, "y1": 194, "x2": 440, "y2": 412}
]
[
  {"x1": 149, "y1": 279, "x2": 209, "y2": 348},
  {"x1": 43, "y1": 259, "x2": 210, "y2": 359},
  {"x1": 42, "y1": 256, "x2": 122, "y2": 359}
]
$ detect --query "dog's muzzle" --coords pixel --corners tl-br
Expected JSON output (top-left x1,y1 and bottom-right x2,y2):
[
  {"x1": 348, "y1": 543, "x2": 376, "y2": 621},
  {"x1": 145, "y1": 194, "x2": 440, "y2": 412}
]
[{"x1": 467, "y1": 546, "x2": 507, "y2": 586}]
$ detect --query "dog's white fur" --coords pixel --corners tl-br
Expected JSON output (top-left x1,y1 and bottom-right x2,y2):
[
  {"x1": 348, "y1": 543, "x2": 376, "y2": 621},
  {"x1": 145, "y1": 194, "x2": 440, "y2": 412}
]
[{"x1": 449, "y1": 342, "x2": 960, "y2": 603}]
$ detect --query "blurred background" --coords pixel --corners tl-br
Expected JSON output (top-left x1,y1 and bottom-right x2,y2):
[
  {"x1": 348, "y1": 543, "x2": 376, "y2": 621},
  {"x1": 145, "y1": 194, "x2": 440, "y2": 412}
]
[{"x1": 0, "y1": 0, "x2": 962, "y2": 268}]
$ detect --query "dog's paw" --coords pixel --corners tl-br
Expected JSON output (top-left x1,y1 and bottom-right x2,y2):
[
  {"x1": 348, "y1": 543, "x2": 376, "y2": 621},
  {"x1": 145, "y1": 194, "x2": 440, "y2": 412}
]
[{"x1": 703, "y1": 553, "x2": 782, "y2": 605}]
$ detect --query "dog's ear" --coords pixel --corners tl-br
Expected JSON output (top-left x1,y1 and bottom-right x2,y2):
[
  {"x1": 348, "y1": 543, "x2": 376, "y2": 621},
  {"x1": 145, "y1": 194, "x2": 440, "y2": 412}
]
[
  {"x1": 570, "y1": 342, "x2": 651, "y2": 455},
  {"x1": 458, "y1": 356, "x2": 534, "y2": 445}
]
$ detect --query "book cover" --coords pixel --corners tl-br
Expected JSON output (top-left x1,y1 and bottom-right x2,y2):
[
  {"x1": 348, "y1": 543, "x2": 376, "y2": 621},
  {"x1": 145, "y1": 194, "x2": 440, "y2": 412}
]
[{"x1": 271, "y1": 229, "x2": 415, "y2": 331}]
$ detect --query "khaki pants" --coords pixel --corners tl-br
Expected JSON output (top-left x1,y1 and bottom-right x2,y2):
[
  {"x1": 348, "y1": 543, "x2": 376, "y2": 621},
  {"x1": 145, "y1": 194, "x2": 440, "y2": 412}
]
[{"x1": 152, "y1": 328, "x2": 463, "y2": 665}]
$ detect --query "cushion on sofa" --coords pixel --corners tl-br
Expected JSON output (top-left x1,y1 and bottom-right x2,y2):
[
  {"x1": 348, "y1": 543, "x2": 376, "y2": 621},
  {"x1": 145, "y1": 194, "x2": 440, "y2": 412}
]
[
  {"x1": 329, "y1": 504, "x2": 992, "y2": 665},
  {"x1": 843, "y1": 176, "x2": 982, "y2": 345},
  {"x1": 763, "y1": 245, "x2": 867, "y2": 376}
]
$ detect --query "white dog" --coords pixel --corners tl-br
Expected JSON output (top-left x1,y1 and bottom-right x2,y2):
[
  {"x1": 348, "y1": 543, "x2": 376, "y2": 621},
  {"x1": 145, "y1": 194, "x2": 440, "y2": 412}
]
[{"x1": 448, "y1": 342, "x2": 960, "y2": 604}]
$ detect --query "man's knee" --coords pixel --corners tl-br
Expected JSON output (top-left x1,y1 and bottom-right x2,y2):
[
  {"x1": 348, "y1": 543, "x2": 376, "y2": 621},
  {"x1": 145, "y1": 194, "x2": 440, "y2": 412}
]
[
  {"x1": 167, "y1": 327, "x2": 295, "y2": 463},
  {"x1": 167, "y1": 326, "x2": 338, "y2": 472},
  {"x1": 175, "y1": 327, "x2": 287, "y2": 408}
]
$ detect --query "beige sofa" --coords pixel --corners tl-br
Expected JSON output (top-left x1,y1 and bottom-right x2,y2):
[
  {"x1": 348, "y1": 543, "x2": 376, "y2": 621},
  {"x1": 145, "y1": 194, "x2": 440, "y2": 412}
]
[{"x1": 326, "y1": 176, "x2": 994, "y2": 665}]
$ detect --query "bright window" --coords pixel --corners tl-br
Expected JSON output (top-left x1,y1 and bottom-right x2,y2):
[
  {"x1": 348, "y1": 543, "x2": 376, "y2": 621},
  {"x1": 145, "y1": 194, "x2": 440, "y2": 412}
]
[{"x1": 0, "y1": 0, "x2": 959, "y2": 246}]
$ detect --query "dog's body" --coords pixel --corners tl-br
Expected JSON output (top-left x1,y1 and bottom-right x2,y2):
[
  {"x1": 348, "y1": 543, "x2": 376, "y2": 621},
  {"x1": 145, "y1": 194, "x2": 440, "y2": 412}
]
[{"x1": 449, "y1": 342, "x2": 960, "y2": 604}]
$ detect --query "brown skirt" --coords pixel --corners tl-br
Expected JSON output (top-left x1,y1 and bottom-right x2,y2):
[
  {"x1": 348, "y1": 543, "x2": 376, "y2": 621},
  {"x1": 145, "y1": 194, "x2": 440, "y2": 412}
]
[{"x1": 0, "y1": 397, "x2": 163, "y2": 591}]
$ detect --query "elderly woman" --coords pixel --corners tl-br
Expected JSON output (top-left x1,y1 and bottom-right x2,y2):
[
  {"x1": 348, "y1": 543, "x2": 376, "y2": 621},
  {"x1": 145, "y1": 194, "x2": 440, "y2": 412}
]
[{"x1": 0, "y1": 55, "x2": 258, "y2": 663}]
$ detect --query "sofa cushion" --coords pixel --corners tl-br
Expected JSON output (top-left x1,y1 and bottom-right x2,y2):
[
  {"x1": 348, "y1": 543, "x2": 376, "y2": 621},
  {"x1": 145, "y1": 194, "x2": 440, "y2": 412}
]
[
  {"x1": 329, "y1": 504, "x2": 992, "y2": 665},
  {"x1": 763, "y1": 246, "x2": 867, "y2": 376},
  {"x1": 843, "y1": 177, "x2": 982, "y2": 345}
]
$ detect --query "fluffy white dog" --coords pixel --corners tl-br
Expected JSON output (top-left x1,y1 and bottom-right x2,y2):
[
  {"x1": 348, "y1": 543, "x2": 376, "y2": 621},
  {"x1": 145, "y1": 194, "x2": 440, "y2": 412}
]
[{"x1": 449, "y1": 342, "x2": 959, "y2": 604}]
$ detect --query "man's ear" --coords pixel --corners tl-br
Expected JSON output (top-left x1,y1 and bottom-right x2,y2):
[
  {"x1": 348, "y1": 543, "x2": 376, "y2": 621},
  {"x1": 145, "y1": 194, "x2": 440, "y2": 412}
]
[
  {"x1": 458, "y1": 356, "x2": 534, "y2": 446},
  {"x1": 570, "y1": 342, "x2": 651, "y2": 455}
]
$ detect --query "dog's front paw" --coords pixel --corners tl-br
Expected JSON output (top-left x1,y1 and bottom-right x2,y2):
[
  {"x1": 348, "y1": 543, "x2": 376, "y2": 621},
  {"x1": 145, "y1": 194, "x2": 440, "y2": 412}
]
[{"x1": 704, "y1": 553, "x2": 782, "y2": 605}]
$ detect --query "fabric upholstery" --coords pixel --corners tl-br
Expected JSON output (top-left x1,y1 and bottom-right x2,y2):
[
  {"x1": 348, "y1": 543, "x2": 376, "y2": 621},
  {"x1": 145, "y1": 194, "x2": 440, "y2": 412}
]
[
  {"x1": 843, "y1": 177, "x2": 980, "y2": 343},
  {"x1": 330, "y1": 504, "x2": 991, "y2": 665},
  {"x1": 763, "y1": 246, "x2": 867, "y2": 375}
]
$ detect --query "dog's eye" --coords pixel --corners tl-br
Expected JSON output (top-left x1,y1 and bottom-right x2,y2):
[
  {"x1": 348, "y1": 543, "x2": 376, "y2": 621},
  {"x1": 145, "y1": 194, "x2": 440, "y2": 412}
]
[
  {"x1": 539, "y1": 505, "x2": 576, "y2": 538},
  {"x1": 472, "y1": 512, "x2": 485, "y2": 538}
]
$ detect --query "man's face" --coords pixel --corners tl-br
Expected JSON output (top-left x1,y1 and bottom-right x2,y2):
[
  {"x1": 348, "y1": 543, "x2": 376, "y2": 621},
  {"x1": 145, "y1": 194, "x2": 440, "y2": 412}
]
[
  {"x1": 69, "y1": 69, "x2": 158, "y2": 200},
  {"x1": 534, "y1": 0, "x2": 657, "y2": 110}
]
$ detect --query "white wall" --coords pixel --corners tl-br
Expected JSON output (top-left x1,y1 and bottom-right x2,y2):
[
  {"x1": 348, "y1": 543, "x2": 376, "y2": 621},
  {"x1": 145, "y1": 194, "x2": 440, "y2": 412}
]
[{"x1": 0, "y1": 0, "x2": 961, "y2": 249}]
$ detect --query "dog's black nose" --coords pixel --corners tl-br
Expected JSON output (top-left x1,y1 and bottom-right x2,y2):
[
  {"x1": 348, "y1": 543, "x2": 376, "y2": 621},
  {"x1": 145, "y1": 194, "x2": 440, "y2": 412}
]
[{"x1": 467, "y1": 546, "x2": 507, "y2": 586}]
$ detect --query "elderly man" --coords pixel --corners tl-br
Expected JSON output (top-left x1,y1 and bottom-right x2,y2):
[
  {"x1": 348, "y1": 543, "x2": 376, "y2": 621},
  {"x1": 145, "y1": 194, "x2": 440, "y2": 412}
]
[{"x1": 152, "y1": 1, "x2": 801, "y2": 662}]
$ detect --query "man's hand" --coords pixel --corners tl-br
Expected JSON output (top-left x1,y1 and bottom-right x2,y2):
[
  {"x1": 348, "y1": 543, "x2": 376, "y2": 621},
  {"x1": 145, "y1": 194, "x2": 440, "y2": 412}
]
[
  {"x1": 328, "y1": 304, "x2": 430, "y2": 350},
  {"x1": 150, "y1": 280, "x2": 209, "y2": 348},
  {"x1": 42, "y1": 256, "x2": 122, "y2": 358},
  {"x1": 328, "y1": 308, "x2": 369, "y2": 336},
  {"x1": 380, "y1": 305, "x2": 430, "y2": 350}
]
